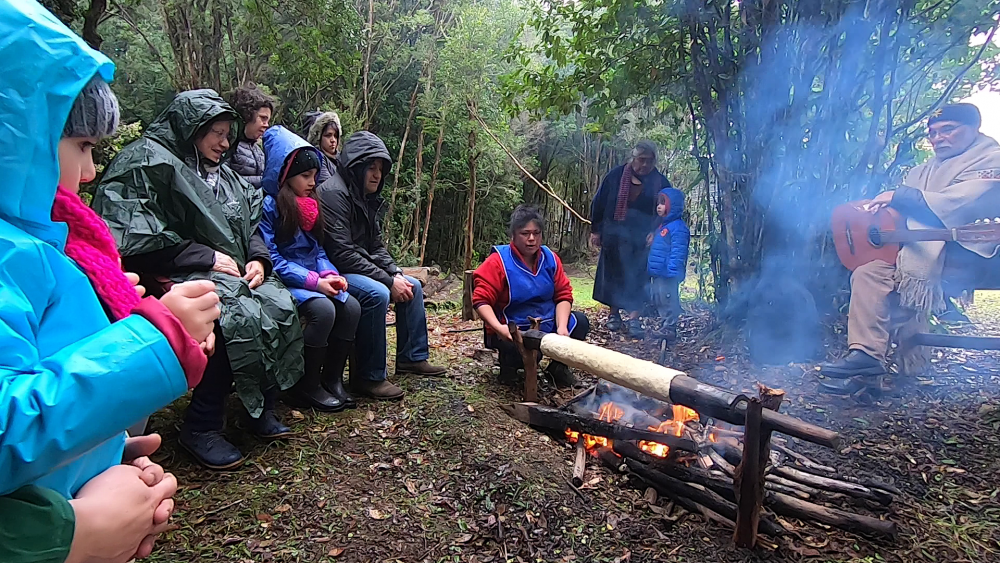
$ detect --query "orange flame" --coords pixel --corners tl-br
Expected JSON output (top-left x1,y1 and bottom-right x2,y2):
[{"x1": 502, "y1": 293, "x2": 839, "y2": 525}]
[
  {"x1": 564, "y1": 402, "x2": 624, "y2": 453},
  {"x1": 639, "y1": 404, "x2": 700, "y2": 458}
]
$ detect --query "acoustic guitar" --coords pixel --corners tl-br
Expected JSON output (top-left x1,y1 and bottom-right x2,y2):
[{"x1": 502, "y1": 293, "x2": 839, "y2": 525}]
[{"x1": 830, "y1": 200, "x2": 1000, "y2": 271}]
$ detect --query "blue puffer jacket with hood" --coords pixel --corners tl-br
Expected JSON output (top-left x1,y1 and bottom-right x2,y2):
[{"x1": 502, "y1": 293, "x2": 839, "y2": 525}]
[
  {"x1": 647, "y1": 187, "x2": 690, "y2": 280},
  {"x1": 0, "y1": 0, "x2": 189, "y2": 497},
  {"x1": 259, "y1": 126, "x2": 347, "y2": 306}
]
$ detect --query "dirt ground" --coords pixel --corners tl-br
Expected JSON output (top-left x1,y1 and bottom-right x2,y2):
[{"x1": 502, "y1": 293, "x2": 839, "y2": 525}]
[{"x1": 145, "y1": 287, "x2": 1000, "y2": 563}]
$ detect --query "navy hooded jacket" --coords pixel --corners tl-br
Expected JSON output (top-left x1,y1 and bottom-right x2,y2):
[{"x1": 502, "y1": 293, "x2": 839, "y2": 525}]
[{"x1": 647, "y1": 188, "x2": 690, "y2": 279}]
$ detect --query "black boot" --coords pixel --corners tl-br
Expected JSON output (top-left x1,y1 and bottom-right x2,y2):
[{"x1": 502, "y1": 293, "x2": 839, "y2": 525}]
[
  {"x1": 605, "y1": 310, "x2": 622, "y2": 332},
  {"x1": 819, "y1": 350, "x2": 886, "y2": 378},
  {"x1": 248, "y1": 388, "x2": 294, "y2": 439},
  {"x1": 323, "y1": 341, "x2": 356, "y2": 409},
  {"x1": 288, "y1": 346, "x2": 345, "y2": 412},
  {"x1": 545, "y1": 361, "x2": 577, "y2": 388},
  {"x1": 181, "y1": 364, "x2": 244, "y2": 470}
]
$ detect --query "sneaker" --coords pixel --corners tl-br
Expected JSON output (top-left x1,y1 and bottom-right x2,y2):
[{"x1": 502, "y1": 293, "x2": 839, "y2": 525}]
[
  {"x1": 498, "y1": 365, "x2": 521, "y2": 384},
  {"x1": 179, "y1": 429, "x2": 245, "y2": 470},
  {"x1": 818, "y1": 350, "x2": 886, "y2": 378},
  {"x1": 605, "y1": 311, "x2": 622, "y2": 332},
  {"x1": 395, "y1": 360, "x2": 447, "y2": 377},
  {"x1": 247, "y1": 409, "x2": 293, "y2": 439},
  {"x1": 351, "y1": 379, "x2": 405, "y2": 401}
]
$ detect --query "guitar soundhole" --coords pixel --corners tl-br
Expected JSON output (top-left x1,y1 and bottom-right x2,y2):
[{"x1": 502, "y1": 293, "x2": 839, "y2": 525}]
[{"x1": 868, "y1": 226, "x2": 882, "y2": 248}]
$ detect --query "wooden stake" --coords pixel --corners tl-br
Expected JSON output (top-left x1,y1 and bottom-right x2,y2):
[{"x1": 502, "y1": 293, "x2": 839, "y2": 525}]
[
  {"x1": 509, "y1": 322, "x2": 538, "y2": 402},
  {"x1": 733, "y1": 386, "x2": 785, "y2": 548},
  {"x1": 572, "y1": 441, "x2": 586, "y2": 487},
  {"x1": 461, "y1": 270, "x2": 478, "y2": 321}
]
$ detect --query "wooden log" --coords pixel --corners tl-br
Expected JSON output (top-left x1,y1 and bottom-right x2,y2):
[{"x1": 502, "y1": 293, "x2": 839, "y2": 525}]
[
  {"x1": 500, "y1": 403, "x2": 697, "y2": 452},
  {"x1": 625, "y1": 459, "x2": 785, "y2": 537},
  {"x1": 572, "y1": 441, "x2": 586, "y2": 487},
  {"x1": 771, "y1": 465, "x2": 892, "y2": 505},
  {"x1": 461, "y1": 270, "x2": 479, "y2": 321},
  {"x1": 765, "y1": 491, "x2": 898, "y2": 539},
  {"x1": 910, "y1": 332, "x2": 1000, "y2": 351},
  {"x1": 733, "y1": 386, "x2": 785, "y2": 548},
  {"x1": 596, "y1": 446, "x2": 625, "y2": 472},
  {"x1": 400, "y1": 266, "x2": 437, "y2": 285},
  {"x1": 510, "y1": 323, "x2": 538, "y2": 402},
  {"x1": 773, "y1": 443, "x2": 836, "y2": 474},
  {"x1": 520, "y1": 331, "x2": 841, "y2": 449}
]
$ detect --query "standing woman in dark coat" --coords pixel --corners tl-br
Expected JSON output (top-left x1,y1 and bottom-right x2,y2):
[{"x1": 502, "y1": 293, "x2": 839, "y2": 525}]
[{"x1": 590, "y1": 141, "x2": 668, "y2": 339}]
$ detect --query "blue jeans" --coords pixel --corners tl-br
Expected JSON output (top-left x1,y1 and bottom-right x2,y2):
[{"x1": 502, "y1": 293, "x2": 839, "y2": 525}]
[{"x1": 343, "y1": 274, "x2": 430, "y2": 382}]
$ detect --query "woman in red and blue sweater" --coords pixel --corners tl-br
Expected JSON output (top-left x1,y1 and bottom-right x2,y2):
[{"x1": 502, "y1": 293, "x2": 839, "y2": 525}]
[{"x1": 472, "y1": 205, "x2": 590, "y2": 386}]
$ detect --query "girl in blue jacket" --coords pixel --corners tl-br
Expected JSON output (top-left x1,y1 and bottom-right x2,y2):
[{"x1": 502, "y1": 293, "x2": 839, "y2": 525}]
[
  {"x1": 647, "y1": 187, "x2": 690, "y2": 340},
  {"x1": 0, "y1": 0, "x2": 219, "y2": 502},
  {"x1": 260, "y1": 126, "x2": 362, "y2": 412}
]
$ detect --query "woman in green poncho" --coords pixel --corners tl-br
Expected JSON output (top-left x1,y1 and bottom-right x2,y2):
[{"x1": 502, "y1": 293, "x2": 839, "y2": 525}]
[{"x1": 93, "y1": 89, "x2": 304, "y2": 470}]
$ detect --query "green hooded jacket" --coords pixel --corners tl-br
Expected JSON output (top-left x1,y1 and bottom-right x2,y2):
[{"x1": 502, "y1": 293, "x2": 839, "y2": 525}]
[{"x1": 92, "y1": 89, "x2": 303, "y2": 416}]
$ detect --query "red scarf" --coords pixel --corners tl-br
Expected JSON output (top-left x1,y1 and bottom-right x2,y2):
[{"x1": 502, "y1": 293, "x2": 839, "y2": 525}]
[
  {"x1": 51, "y1": 186, "x2": 140, "y2": 320},
  {"x1": 613, "y1": 164, "x2": 635, "y2": 222},
  {"x1": 297, "y1": 196, "x2": 319, "y2": 232}
]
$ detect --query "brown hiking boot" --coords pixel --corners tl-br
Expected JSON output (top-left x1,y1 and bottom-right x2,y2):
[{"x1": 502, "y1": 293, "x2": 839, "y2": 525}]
[
  {"x1": 395, "y1": 360, "x2": 447, "y2": 377},
  {"x1": 351, "y1": 379, "x2": 405, "y2": 401}
]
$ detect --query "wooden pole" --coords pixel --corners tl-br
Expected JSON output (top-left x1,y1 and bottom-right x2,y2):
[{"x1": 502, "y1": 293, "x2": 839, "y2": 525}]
[
  {"x1": 510, "y1": 322, "x2": 538, "y2": 402},
  {"x1": 461, "y1": 270, "x2": 478, "y2": 321},
  {"x1": 732, "y1": 386, "x2": 784, "y2": 548}
]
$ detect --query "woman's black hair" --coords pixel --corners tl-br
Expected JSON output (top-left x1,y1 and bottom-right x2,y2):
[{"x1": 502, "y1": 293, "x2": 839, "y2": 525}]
[{"x1": 508, "y1": 205, "x2": 546, "y2": 239}]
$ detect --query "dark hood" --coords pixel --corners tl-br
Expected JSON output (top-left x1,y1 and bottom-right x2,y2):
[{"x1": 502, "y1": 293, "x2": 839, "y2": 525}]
[
  {"x1": 338, "y1": 131, "x2": 393, "y2": 197},
  {"x1": 145, "y1": 89, "x2": 239, "y2": 160},
  {"x1": 658, "y1": 187, "x2": 685, "y2": 223}
]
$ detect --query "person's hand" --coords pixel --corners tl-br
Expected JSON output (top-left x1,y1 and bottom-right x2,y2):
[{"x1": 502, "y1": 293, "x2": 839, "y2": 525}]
[
  {"x1": 866, "y1": 191, "x2": 894, "y2": 213},
  {"x1": 328, "y1": 275, "x2": 348, "y2": 291},
  {"x1": 244, "y1": 260, "x2": 265, "y2": 289},
  {"x1": 125, "y1": 272, "x2": 146, "y2": 298},
  {"x1": 495, "y1": 324, "x2": 513, "y2": 342},
  {"x1": 66, "y1": 464, "x2": 178, "y2": 563},
  {"x1": 390, "y1": 275, "x2": 414, "y2": 303},
  {"x1": 212, "y1": 252, "x2": 241, "y2": 277},
  {"x1": 590, "y1": 233, "x2": 601, "y2": 249},
  {"x1": 316, "y1": 277, "x2": 342, "y2": 297},
  {"x1": 557, "y1": 325, "x2": 571, "y2": 337},
  {"x1": 160, "y1": 280, "x2": 220, "y2": 344},
  {"x1": 200, "y1": 331, "x2": 216, "y2": 356}
]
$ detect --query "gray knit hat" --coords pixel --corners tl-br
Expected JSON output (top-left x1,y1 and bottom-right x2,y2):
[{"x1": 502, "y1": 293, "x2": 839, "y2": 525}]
[{"x1": 62, "y1": 75, "x2": 120, "y2": 139}]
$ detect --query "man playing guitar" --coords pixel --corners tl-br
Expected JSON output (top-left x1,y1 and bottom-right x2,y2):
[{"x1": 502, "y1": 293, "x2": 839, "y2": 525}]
[{"x1": 820, "y1": 103, "x2": 1000, "y2": 393}]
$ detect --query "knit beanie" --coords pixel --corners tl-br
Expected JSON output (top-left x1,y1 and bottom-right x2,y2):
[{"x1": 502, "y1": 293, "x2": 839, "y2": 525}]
[
  {"x1": 63, "y1": 76, "x2": 120, "y2": 139},
  {"x1": 281, "y1": 148, "x2": 321, "y2": 185},
  {"x1": 928, "y1": 103, "x2": 982, "y2": 130}
]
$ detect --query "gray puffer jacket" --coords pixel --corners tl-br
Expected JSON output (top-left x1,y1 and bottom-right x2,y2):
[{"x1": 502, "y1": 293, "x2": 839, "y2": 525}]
[{"x1": 229, "y1": 137, "x2": 265, "y2": 189}]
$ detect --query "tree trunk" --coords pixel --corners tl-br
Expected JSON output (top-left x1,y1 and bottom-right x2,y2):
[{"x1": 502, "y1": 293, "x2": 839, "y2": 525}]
[
  {"x1": 411, "y1": 127, "x2": 426, "y2": 253},
  {"x1": 362, "y1": 0, "x2": 375, "y2": 128},
  {"x1": 387, "y1": 64, "x2": 428, "y2": 239},
  {"x1": 464, "y1": 103, "x2": 479, "y2": 272},
  {"x1": 81, "y1": 0, "x2": 108, "y2": 50},
  {"x1": 420, "y1": 113, "x2": 447, "y2": 265}
]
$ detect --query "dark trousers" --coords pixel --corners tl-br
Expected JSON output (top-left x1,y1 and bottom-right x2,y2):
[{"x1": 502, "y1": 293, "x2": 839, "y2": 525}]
[
  {"x1": 298, "y1": 294, "x2": 362, "y2": 347},
  {"x1": 485, "y1": 311, "x2": 590, "y2": 369},
  {"x1": 184, "y1": 324, "x2": 239, "y2": 432}
]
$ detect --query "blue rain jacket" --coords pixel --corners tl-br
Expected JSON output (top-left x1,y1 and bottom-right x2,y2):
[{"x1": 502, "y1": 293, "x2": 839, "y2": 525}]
[
  {"x1": 260, "y1": 126, "x2": 347, "y2": 305},
  {"x1": 647, "y1": 188, "x2": 690, "y2": 280},
  {"x1": 0, "y1": 0, "x2": 188, "y2": 497}
]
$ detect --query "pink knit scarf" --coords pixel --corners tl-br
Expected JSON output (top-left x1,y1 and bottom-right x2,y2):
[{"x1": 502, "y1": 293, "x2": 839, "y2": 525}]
[
  {"x1": 51, "y1": 186, "x2": 140, "y2": 320},
  {"x1": 297, "y1": 196, "x2": 319, "y2": 232}
]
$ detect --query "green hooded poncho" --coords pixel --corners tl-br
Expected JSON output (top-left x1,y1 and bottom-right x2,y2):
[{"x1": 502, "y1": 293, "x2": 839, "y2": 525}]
[{"x1": 92, "y1": 89, "x2": 303, "y2": 417}]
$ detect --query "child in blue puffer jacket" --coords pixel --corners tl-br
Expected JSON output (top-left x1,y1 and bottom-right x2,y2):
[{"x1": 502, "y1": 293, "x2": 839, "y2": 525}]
[
  {"x1": 647, "y1": 187, "x2": 690, "y2": 340},
  {"x1": 259, "y1": 126, "x2": 362, "y2": 413}
]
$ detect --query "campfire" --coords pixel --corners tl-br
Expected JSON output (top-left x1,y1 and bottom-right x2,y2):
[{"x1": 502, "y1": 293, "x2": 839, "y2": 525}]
[{"x1": 501, "y1": 329, "x2": 899, "y2": 548}]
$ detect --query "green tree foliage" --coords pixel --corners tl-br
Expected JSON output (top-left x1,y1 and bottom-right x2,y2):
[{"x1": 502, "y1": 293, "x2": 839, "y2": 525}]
[{"x1": 509, "y1": 0, "x2": 1000, "y2": 303}]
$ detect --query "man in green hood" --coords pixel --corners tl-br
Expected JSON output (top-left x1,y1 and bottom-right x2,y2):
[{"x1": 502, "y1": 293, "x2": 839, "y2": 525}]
[{"x1": 93, "y1": 89, "x2": 305, "y2": 470}]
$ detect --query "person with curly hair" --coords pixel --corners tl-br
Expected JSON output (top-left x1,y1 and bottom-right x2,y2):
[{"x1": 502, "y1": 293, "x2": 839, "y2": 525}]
[{"x1": 228, "y1": 83, "x2": 275, "y2": 189}]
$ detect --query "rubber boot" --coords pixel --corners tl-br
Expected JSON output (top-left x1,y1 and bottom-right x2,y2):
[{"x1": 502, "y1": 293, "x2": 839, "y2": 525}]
[
  {"x1": 287, "y1": 346, "x2": 345, "y2": 412},
  {"x1": 323, "y1": 341, "x2": 357, "y2": 409},
  {"x1": 248, "y1": 387, "x2": 294, "y2": 439}
]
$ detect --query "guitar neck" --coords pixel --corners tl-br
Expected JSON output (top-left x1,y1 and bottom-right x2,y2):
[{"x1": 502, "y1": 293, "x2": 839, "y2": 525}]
[{"x1": 879, "y1": 229, "x2": 956, "y2": 243}]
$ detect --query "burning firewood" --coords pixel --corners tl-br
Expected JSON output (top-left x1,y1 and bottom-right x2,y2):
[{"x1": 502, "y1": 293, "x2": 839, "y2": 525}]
[{"x1": 519, "y1": 331, "x2": 841, "y2": 448}]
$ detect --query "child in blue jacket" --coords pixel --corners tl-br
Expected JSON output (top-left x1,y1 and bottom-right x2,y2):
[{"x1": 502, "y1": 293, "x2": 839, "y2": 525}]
[
  {"x1": 259, "y1": 126, "x2": 361, "y2": 412},
  {"x1": 647, "y1": 187, "x2": 690, "y2": 340}
]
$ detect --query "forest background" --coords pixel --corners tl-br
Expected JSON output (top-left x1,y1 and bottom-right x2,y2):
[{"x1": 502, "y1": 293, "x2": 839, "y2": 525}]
[{"x1": 45, "y1": 0, "x2": 1000, "y2": 310}]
